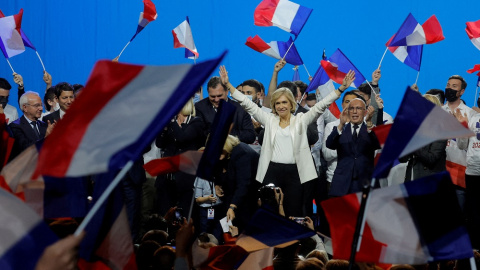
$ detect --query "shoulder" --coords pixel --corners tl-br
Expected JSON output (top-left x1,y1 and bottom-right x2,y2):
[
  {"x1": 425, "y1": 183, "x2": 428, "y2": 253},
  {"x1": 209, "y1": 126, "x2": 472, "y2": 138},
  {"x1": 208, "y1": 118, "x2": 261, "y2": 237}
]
[
  {"x1": 195, "y1": 98, "x2": 210, "y2": 108},
  {"x1": 9, "y1": 118, "x2": 22, "y2": 127}
]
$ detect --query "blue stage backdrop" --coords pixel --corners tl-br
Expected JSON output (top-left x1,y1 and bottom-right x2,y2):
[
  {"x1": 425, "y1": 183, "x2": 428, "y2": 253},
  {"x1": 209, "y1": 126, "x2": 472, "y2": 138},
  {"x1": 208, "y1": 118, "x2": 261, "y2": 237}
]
[{"x1": 2, "y1": 1, "x2": 480, "y2": 117}]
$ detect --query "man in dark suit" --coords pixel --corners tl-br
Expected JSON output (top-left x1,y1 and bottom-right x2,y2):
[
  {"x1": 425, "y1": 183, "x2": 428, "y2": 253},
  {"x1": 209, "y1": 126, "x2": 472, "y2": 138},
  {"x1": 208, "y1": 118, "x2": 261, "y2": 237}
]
[
  {"x1": 9, "y1": 92, "x2": 54, "y2": 159},
  {"x1": 326, "y1": 98, "x2": 381, "y2": 197},
  {"x1": 43, "y1": 82, "x2": 75, "y2": 124},
  {"x1": 195, "y1": 76, "x2": 255, "y2": 144}
]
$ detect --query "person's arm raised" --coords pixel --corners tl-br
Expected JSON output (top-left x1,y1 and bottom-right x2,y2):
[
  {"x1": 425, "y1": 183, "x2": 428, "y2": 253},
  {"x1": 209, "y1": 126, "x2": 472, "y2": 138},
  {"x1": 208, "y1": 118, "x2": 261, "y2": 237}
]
[{"x1": 264, "y1": 60, "x2": 286, "y2": 108}]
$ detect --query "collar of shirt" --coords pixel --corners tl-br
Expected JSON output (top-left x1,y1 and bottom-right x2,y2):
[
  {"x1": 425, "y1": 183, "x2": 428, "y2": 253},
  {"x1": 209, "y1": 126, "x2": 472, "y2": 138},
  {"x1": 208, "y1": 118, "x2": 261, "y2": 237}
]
[
  {"x1": 351, "y1": 122, "x2": 364, "y2": 135},
  {"x1": 60, "y1": 109, "x2": 66, "y2": 119}
]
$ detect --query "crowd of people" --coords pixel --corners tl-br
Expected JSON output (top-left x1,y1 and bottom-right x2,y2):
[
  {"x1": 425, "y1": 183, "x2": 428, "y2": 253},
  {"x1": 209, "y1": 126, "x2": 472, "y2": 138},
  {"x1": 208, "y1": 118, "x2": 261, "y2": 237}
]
[{"x1": 1, "y1": 58, "x2": 480, "y2": 269}]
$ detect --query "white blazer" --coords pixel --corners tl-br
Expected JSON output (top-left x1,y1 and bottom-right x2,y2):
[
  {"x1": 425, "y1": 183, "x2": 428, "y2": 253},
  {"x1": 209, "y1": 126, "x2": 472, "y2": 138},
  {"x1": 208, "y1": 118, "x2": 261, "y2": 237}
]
[{"x1": 231, "y1": 90, "x2": 340, "y2": 184}]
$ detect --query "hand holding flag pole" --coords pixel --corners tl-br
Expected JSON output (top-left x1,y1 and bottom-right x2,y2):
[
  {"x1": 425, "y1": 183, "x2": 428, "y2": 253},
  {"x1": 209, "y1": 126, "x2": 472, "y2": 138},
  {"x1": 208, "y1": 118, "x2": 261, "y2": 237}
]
[{"x1": 281, "y1": 41, "x2": 295, "y2": 62}]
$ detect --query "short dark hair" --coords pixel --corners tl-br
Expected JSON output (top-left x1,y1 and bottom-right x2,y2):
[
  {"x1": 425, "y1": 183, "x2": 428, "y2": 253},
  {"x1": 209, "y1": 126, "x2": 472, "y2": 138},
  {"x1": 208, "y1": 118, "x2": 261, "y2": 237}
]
[
  {"x1": 54, "y1": 82, "x2": 74, "y2": 98},
  {"x1": 357, "y1": 82, "x2": 372, "y2": 97},
  {"x1": 207, "y1": 76, "x2": 226, "y2": 91},
  {"x1": 306, "y1": 93, "x2": 316, "y2": 101},
  {"x1": 241, "y1": 79, "x2": 262, "y2": 94},
  {"x1": 294, "y1": 80, "x2": 308, "y2": 95},
  {"x1": 0, "y1": 78, "x2": 12, "y2": 90},
  {"x1": 43, "y1": 87, "x2": 56, "y2": 111},
  {"x1": 448, "y1": 75, "x2": 467, "y2": 90},
  {"x1": 72, "y1": 84, "x2": 84, "y2": 96},
  {"x1": 277, "y1": 81, "x2": 297, "y2": 97},
  {"x1": 425, "y1": 89, "x2": 445, "y2": 105},
  {"x1": 342, "y1": 90, "x2": 364, "y2": 103}
]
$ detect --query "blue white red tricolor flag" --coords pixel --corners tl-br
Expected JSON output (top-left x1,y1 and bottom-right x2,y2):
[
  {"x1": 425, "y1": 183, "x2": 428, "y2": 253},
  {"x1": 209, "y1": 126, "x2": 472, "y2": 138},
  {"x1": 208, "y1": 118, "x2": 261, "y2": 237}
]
[
  {"x1": 386, "y1": 35, "x2": 423, "y2": 71},
  {"x1": 172, "y1": 16, "x2": 199, "y2": 59},
  {"x1": 245, "y1": 35, "x2": 303, "y2": 65},
  {"x1": 34, "y1": 53, "x2": 225, "y2": 178},
  {"x1": 144, "y1": 150, "x2": 203, "y2": 176},
  {"x1": 254, "y1": 0, "x2": 312, "y2": 37},
  {"x1": 389, "y1": 13, "x2": 444, "y2": 47},
  {"x1": 320, "y1": 49, "x2": 366, "y2": 88},
  {"x1": 130, "y1": 0, "x2": 157, "y2": 42},
  {"x1": 466, "y1": 19, "x2": 480, "y2": 51},
  {"x1": 322, "y1": 171, "x2": 473, "y2": 264},
  {"x1": 373, "y1": 87, "x2": 474, "y2": 179},
  {"x1": 0, "y1": 9, "x2": 27, "y2": 58},
  {"x1": 0, "y1": 187, "x2": 58, "y2": 269}
]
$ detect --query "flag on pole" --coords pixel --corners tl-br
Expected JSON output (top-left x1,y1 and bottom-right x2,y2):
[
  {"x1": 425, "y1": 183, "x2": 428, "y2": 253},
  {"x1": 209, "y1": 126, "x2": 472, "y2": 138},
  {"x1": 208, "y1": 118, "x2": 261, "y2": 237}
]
[
  {"x1": 144, "y1": 150, "x2": 203, "y2": 176},
  {"x1": 254, "y1": 0, "x2": 312, "y2": 37},
  {"x1": 386, "y1": 35, "x2": 423, "y2": 71},
  {"x1": 389, "y1": 14, "x2": 444, "y2": 47},
  {"x1": 292, "y1": 66, "x2": 300, "y2": 81},
  {"x1": 320, "y1": 49, "x2": 366, "y2": 88},
  {"x1": 34, "y1": 53, "x2": 225, "y2": 178},
  {"x1": 172, "y1": 16, "x2": 199, "y2": 59},
  {"x1": 0, "y1": 9, "x2": 26, "y2": 58},
  {"x1": 130, "y1": 0, "x2": 158, "y2": 42},
  {"x1": 467, "y1": 64, "x2": 480, "y2": 76},
  {"x1": 0, "y1": 187, "x2": 58, "y2": 269},
  {"x1": 373, "y1": 87, "x2": 474, "y2": 179},
  {"x1": 466, "y1": 19, "x2": 480, "y2": 51},
  {"x1": 245, "y1": 35, "x2": 303, "y2": 65},
  {"x1": 0, "y1": 9, "x2": 36, "y2": 50},
  {"x1": 322, "y1": 171, "x2": 473, "y2": 264}
]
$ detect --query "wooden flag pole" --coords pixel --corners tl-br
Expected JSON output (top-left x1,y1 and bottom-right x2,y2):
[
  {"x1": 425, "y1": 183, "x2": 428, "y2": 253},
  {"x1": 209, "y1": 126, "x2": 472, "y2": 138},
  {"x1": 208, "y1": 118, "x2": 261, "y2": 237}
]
[{"x1": 378, "y1": 47, "x2": 388, "y2": 69}]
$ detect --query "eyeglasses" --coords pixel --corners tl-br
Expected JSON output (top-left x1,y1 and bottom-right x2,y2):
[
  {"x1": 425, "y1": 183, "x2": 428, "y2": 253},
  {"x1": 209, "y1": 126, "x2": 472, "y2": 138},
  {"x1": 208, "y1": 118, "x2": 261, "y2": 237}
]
[
  {"x1": 348, "y1": 106, "x2": 365, "y2": 112},
  {"x1": 26, "y1": 103, "x2": 43, "y2": 108}
]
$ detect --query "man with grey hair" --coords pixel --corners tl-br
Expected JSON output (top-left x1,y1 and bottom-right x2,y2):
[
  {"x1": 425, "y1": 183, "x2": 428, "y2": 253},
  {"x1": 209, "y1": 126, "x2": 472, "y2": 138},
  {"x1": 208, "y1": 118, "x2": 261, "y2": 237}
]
[{"x1": 9, "y1": 91, "x2": 55, "y2": 159}]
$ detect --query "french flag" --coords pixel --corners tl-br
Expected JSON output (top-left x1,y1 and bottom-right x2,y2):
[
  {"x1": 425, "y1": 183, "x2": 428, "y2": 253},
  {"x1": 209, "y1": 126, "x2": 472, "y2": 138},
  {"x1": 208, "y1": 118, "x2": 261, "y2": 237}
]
[
  {"x1": 0, "y1": 9, "x2": 36, "y2": 51},
  {"x1": 245, "y1": 35, "x2": 303, "y2": 66},
  {"x1": 373, "y1": 87, "x2": 474, "y2": 179},
  {"x1": 466, "y1": 19, "x2": 480, "y2": 51},
  {"x1": 389, "y1": 13, "x2": 444, "y2": 47},
  {"x1": 320, "y1": 49, "x2": 366, "y2": 88},
  {"x1": 321, "y1": 171, "x2": 473, "y2": 264},
  {"x1": 254, "y1": 0, "x2": 312, "y2": 37},
  {"x1": 144, "y1": 150, "x2": 203, "y2": 176},
  {"x1": 33, "y1": 53, "x2": 225, "y2": 178},
  {"x1": 130, "y1": 0, "x2": 157, "y2": 42},
  {"x1": 0, "y1": 9, "x2": 27, "y2": 58},
  {"x1": 0, "y1": 187, "x2": 58, "y2": 269},
  {"x1": 386, "y1": 35, "x2": 423, "y2": 71},
  {"x1": 172, "y1": 16, "x2": 199, "y2": 59},
  {"x1": 305, "y1": 63, "x2": 341, "y2": 118}
]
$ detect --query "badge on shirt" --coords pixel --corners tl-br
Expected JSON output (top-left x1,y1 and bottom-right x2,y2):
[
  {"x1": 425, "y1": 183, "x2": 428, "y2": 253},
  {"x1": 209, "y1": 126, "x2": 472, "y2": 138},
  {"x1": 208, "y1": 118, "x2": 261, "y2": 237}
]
[{"x1": 207, "y1": 208, "x2": 215, "y2": 220}]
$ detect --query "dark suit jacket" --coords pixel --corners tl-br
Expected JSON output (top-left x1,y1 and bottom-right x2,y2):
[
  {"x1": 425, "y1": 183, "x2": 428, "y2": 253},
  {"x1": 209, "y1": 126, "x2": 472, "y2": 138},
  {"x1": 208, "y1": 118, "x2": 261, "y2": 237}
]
[
  {"x1": 399, "y1": 140, "x2": 447, "y2": 182},
  {"x1": 9, "y1": 115, "x2": 47, "y2": 159},
  {"x1": 326, "y1": 123, "x2": 381, "y2": 197},
  {"x1": 195, "y1": 98, "x2": 255, "y2": 144},
  {"x1": 42, "y1": 110, "x2": 60, "y2": 124},
  {"x1": 296, "y1": 106, "x2": 319, "y2": 146}
]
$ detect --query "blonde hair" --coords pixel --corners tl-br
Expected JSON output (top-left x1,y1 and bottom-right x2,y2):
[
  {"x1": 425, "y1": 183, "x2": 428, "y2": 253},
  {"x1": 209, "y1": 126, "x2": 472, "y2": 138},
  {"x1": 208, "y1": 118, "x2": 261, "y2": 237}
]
[
  {"x1": 223, "y1": 135, "x2": 240, "y2": 156},
  {"x1": 180, "y1": 98, "x2": 196, "y2": 116},
  {"x1": 270, "y1": 88, "x2": 296, "y2": 115},
  {"x1": 423, "y1": 94, "x2": 442, "y2": 106}
]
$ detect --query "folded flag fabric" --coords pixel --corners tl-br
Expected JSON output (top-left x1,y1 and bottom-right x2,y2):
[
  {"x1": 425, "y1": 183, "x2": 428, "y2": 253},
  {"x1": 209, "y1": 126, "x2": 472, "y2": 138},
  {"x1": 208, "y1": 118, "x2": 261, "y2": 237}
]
[
  {"x1": 466, "y1": 19, "x2": 480, "y2": 51},
  {"x1": 320, "y1": 49, "x2": 366, "y2": 88},
  {"x1": 467, "y1": 64, "x2": 480, "y2": 76},
  {"x1": 386, "y1": 34, "x2": 423, "y2": 71},
  {"x1": 0, "y1": 9, "x2": 35, "y2": 51},
  {"x1": 0, "y1": 9, "x2": 26, "y2": 58},
  {"x1": 0, "y1": 187, "x2": 57, "y2": 270},
  {"x1": 373, "y1": 87, "x2": 474, "y2": 179},
  {"x1": 130, "y1": 0, "x2": 157, "y2": 42},
  {"x1": 389, "y1": 13, "x2": 444, "y2": 47},
  {"x1": 192, "y1": 243, "x2": 248, "y2": 270},
  {"x1": 246, "y1": 35, "x2": 303, "y2": 65},
  {"x1": 172, "y1": 16, "x2": 199, "y2": 59},
  {"x1": 237, "y1": 247, "x2": 274, "y2": 270},
  {"x1": 254, "y1": 0, "x2": 312, "y2": 37},
  {"x1": 321, "y1": 171, "x2": 473, "y2": 264},
  {"x1": 143, "y1": 150, "x2": 203, "y2": 176},
  {"x1": 34, "y1": 53, "x2": 225, "y2": 178}
]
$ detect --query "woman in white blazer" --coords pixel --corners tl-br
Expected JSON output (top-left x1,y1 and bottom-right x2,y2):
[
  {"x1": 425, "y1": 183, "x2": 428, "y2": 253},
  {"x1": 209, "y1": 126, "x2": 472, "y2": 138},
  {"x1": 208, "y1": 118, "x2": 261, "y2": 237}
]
[{"x1": 219, "y1": 66, "x2": 355, "y2": 217}]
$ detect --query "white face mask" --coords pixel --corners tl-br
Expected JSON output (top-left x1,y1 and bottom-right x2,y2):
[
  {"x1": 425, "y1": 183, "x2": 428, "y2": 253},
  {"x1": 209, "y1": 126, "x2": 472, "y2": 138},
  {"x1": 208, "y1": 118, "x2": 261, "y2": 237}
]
[
  {"x1": 193, "y1": 93, "x2": 201, "y2": 103},
  {"x1": 259, "y1": 99, "x2": 263, "y2": 106},
  {"x1": 245, "y1": 95, "x2": 253, "y2": 101},
  {"x1": 54, "y1": 102, "x2": 60, "y2": 111}
]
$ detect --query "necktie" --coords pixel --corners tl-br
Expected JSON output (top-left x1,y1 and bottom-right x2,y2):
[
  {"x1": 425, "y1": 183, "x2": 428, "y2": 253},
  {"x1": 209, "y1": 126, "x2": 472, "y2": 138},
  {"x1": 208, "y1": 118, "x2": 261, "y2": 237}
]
[
  {"x1": 353, "y1": 124, "x2": 359, "y2": 141},
  {"x1": 31, "y1": 121, "x2": 41, "y2": 140}
]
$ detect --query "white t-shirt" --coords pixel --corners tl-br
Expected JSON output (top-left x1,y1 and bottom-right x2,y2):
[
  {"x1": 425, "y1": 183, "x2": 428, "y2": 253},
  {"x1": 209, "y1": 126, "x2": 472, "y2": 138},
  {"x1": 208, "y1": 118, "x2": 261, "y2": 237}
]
[
  {"x1": 458, "y1": 113, "x2": 480, "y2": 176},
  {"x1": 4, "y1": 104, "x2": 18, "y2": 124},
  {"x1": 271, "y1": 126, "x2": 295, "y2": 164}
]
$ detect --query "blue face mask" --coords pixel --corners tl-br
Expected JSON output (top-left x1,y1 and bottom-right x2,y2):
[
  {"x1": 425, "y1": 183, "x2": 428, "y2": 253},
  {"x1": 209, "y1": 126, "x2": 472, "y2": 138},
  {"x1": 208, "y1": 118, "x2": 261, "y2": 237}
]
[{"x1": 193, "y1": 93, "x2": 201, "y2": 103}]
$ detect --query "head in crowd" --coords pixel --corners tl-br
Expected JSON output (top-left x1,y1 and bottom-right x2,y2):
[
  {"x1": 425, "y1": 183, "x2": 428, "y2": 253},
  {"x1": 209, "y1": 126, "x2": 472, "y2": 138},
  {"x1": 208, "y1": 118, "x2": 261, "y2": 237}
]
[
  {"x1": 197, "y1": 232, "x2": 219, "y2": 245},
  {"x1": 54, "y1": 82, "x2": 75, "y2": 112},
  {"x1": 72, "y1": 84, "x2": 84, "y2": 96},
  {"x1": 424, "y1": 94, "x2": 442, "y2": 106},
  {"x1": 270, "y1": 87, "x2": 296, "y2": 116},
  {"x1": 0, "y1": 77, "x2": 12, "y2": 109},
  {"x1": 298, "y1": 237, "x2": 318, "y2": 258},
  {"x1": 193, "y1": 86, "x2": 202, "y2": 103},
  {"x1": 306, "y1": 93, "x2": 317, "y2": 108},
  {"x1": 207, "y1": 76, "x2": 227, "y2": 108},
  {"x1": 152, "y1": 246, "x2": 176, "y2": 270},
  {"x1": 278, "y1": 80, "x2": 300, "y2": 102},
  {"x1": 143, "y1": 214, "x2": 168, "y2": 232},
  {"x1": 240, "y1": 79, "x2": 263, "y2": 104},
  {"x1": 342, "y1": 91, "x2": 364, "y2": 110},
  {"x1": 348, "y1": 98, "x2": 367, "y2": 125},
  {"x1": 141, "y1": 230, "x2": 169, "y2": 246},
  {"x1": 136, "y1": 240, "x2": 161, "y2": 270},
  {"x1": 355, "y1": 85, "x2": 371, "y2": 105},
  {"x1": 44, "y1": 86, "x2": 58, "y2": 112},
  {"x1": 305, "y1": 250, "x2": 329, "y2": 266},
  {"x1": 180, "y1": 98, "x2": 196, "y2": 117},
  {"x1": 445, "y1": 75, "x2": 467, "y2": 103},
  {"x1": 425, "y1": 89, "x2": 445, "y2": 105},
  {"x1": 20, "y1": 91, "x2": 43, "y2": 121},
  {"x1": 325, "y1": 260, "x2": 359, "y2": 270},
  {"x1": 389, "y1": 265, "x2": 417, "y2": 270},
  {"x1": 257, "y1": 183, "x2": 280, "y2": 211},
  {"x1": 221, "y1": 135, "x2": 240, "y2": 159},
  {"x1": 296, "y1": 257, "x2": 325, "y2": 270},
  {"x1": 294, "y1": 80, "x2": 308, "y2": 97}
]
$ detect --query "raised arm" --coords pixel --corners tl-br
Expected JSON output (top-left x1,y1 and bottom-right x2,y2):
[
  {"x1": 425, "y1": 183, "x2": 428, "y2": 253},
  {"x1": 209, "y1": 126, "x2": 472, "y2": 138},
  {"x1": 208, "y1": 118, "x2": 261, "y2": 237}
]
[{"x1": 264, "y1": 60, "x2": 286, "y2": 108}]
